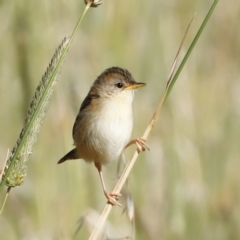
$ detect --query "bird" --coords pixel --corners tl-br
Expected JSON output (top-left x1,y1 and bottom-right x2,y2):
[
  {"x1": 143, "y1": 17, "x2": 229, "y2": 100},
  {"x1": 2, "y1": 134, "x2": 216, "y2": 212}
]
[{"x1": 58, "y1": 67, "x2": 148, "y2": 206}]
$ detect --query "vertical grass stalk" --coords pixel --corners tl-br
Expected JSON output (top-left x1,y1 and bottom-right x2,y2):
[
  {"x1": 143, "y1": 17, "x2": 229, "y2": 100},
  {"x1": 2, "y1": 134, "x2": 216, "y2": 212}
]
[
  {"x1": 89, "y1": 1, "x2": 218, "y2": 239},
  {"x1": 0, "y1": 1, "x2": 96, "y2": 204}
]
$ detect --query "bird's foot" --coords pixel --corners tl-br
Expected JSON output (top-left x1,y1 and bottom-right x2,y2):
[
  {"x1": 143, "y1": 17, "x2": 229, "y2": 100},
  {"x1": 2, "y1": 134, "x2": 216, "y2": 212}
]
[
  {"x1": 104, "y1": 191, "x2": 122, "y2": 207},
  {"x1": 125, "y1": 137, "x2": 150, "y2": 153}
]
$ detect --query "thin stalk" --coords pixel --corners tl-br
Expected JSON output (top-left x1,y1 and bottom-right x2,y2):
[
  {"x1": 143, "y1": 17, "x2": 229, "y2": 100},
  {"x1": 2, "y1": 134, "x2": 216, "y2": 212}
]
[
  {"x1": 0, "y1": 187, "x2": 11, "y2": 215},
  {"x1": 0, "y1": 2, "x2": 92, "y2": 193},
  {"x1": 165, "y1": 0, "x2": 219, "y2": 100},
  {"x1": 89, "y1": 1, "x2": 218, "y2": 239},
  {"x1": 64, "y1": 2, "x2": 91, "y2": 59},
  {"x1": 0, "y1": 2, "x2": 91, "y2": 201}
]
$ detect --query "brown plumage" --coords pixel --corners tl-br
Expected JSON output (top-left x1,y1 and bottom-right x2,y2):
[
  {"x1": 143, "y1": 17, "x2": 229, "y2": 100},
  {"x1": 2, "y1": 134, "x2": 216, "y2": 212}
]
[{"x1": 58, "y1": 67, "x2": 148, "y2": 206}]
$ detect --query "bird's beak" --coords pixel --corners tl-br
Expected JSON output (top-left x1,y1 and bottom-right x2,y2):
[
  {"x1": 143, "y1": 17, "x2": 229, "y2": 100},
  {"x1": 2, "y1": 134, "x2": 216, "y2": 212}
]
[{"x1": 125, "y1": 82, "x2": 146, "y2": 90}]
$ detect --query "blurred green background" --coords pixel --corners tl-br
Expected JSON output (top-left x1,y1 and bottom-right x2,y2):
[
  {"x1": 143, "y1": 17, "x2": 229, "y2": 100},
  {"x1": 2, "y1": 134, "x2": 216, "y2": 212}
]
[{"x1": 0, "y1": 0, "x2": 240, "y2": 239}]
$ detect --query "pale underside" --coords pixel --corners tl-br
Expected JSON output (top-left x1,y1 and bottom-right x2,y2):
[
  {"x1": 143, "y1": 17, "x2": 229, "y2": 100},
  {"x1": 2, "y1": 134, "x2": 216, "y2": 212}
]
[{"x1": 73, "y1": 90, "x2": 134, "y2": 165}]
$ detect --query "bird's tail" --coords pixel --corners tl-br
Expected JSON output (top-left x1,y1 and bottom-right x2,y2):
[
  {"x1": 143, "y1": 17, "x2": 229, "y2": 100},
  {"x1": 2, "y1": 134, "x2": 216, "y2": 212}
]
[{"x1": 57, "y1": 148, "x2": 78, "y2": 164}]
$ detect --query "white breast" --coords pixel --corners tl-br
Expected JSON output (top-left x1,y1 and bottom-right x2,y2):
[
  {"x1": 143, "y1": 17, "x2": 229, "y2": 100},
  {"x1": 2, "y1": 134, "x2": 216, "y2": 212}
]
[
  {"x1": 76, "y1": 90, "x2": 134, "y2": 165},
  {"x1": 94, "y1": 90, "x2": 134, "y2": 164}
]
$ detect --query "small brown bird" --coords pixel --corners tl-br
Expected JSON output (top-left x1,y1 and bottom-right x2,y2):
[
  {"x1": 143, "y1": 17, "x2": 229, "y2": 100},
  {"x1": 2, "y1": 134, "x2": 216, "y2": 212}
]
[{"x1": 58, "y1": 67, "x2": 148, "y2": 206}]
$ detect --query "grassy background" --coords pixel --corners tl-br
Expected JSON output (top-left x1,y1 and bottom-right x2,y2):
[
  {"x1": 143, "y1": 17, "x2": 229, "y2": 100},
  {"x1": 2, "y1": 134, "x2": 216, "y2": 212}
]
[{"x1": 0, "y1": 0, "x2": 240, "y2": 239}]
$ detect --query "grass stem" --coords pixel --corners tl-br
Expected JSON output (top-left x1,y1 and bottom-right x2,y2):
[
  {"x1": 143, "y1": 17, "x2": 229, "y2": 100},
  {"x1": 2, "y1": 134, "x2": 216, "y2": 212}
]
[{"x1": 88, "y1": 1, "x2": 218, "y2": 239}]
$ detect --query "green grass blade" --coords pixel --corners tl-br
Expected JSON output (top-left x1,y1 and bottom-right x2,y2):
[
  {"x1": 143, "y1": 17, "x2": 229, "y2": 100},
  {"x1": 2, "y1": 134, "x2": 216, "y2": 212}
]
[
  {"x1": 0, "y1": 187, "x2": 11, "y2": 215},
  {"x1": 165, "y1": 0, "x2": 218, "y2": 101}
]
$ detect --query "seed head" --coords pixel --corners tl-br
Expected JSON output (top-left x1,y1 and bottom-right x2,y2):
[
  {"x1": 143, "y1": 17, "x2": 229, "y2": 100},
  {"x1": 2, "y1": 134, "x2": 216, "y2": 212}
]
[{"x1": 84, "y1": 0, "x2": 103, "y2": 8}]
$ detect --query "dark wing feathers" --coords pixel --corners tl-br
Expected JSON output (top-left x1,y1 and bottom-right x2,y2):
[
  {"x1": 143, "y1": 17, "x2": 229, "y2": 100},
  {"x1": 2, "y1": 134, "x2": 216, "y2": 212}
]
[{"x1": 58, "y1": 148, "x2": 78, "y2": 164}]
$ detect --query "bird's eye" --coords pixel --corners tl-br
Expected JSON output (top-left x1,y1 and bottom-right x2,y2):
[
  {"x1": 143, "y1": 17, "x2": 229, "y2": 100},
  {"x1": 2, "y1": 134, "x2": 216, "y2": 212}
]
[{"x1": 116, "y1": 82, "x2": 123, "y2": 88}]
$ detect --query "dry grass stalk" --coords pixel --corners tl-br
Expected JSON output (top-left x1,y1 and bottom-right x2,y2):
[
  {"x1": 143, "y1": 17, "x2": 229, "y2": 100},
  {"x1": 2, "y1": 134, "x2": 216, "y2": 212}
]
[
  {"x1": 88, "y1": 34, "x2": 180, "y2": 240},
  {"x1": 88, "y1": 0, "x2": 219, "y2": 237}
]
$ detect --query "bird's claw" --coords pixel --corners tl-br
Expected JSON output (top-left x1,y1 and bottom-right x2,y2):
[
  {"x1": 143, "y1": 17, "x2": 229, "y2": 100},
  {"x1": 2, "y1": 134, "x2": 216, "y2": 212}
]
[
  {"x1": 125, "y1": 137, "x2": 150, "y2": 153},
  {"x1": 134, "y1": 138, "x2": 150, "y2": 153},
  {"x1": 104, "y1": 191, "x2": 122, "y2": 207}
]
